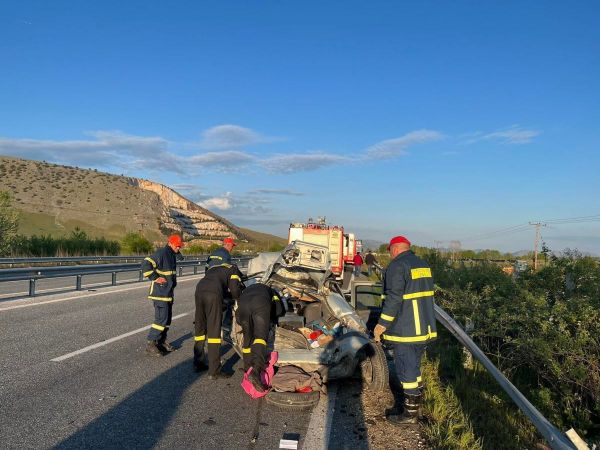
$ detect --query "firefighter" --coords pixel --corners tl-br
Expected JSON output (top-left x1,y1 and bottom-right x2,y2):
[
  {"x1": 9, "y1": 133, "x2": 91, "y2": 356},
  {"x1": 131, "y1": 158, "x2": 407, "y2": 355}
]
[
  {"x1": 373, "y1": 235, "x2": 437, "y2": 424},
  {"x1": 236, "y1": 282, "x2": 285, "y2": 392},
  {"x1": 194, "y1": 262, "x2": 244, "y2": 378},
  {"x1": 141, "y1": 234, "x2": 183, "y2": 356},
  {"x1": 206, "y1": 237, "x2": 236, "y2": 269}
]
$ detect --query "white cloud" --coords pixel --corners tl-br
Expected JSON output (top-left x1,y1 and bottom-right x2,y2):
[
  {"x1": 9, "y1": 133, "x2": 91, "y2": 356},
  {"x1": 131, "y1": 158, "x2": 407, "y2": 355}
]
[
  {"x1": 194, "y1": 190, "x2": 272, "y2": 216},
  {"x1": 464, "y1": 126, "x2": 540, "y2": 145},
  {"x1": 262, "y1": 152, "x2": 351, "y2": 173},
  {"x1": 200, "y1": 124, "x2": 278, "y2": 150},
  {"x1": 0, "y1": 129, "x2": 257, "y2": 175},
  {"x1": 250, "y1": 189, "x2": 304, "y2": 196},
  {"x1": 197, "y1": 193, "x2": 233, "y2": 210},
  {"x1": 188, "y1": 151, "x2": 255, "y2": 169},
  {"x1": 365, "y1": 129, "x2": 445, "y2": 159}
]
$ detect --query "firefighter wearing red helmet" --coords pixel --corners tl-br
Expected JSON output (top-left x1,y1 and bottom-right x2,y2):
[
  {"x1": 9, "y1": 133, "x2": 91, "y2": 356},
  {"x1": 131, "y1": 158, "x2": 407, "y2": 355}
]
[
  {"x1": 374, "y1": 235, "x2": 437, "y2": 424},
  {"x1": 141, "y1": 234, "x2": 184, "y2": 356}
]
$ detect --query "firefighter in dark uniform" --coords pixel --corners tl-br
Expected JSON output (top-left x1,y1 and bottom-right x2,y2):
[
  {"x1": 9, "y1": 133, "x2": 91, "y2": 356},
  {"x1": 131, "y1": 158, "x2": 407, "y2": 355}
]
[
  {"x1": 236, "y1": 282, "x2": 285, "y2": 391},
  {"x1": 374, "y1": 235, "x2": 437, "y2": 424},
  {"x1": 206, "y1": 237, "x2": 236, "y2": 269},
  {"x1": 194, "y1": 263, "x2": 244, "y2": 378},
  {"x1": 141, "y1": 234, "x2": 183, "y2": 356}
]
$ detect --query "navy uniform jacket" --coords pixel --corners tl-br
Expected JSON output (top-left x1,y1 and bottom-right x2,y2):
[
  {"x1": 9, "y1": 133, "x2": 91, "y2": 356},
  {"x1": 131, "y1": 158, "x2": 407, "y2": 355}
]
[
  {"x1": 238, "y1": 283, "x2": 285, "y2": 321},
  {"x1": 141, "y1": 245, "x2": 178, "y2": 302},
  {"x1": 196, "y1": 264, "x2": 244, "y2": 301},
  {"x1": 206, "y1": 246, "x2": 232, "y2": 269},
  {"x1": 377, "y1": 250, "x2": 437, "y2": 343}
]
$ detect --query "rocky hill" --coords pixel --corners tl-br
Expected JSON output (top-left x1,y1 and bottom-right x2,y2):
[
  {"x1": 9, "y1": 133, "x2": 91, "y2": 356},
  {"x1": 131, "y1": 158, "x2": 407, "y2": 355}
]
[{"x1": 0, "y1": 155, "x2": 280, "y2": 246}]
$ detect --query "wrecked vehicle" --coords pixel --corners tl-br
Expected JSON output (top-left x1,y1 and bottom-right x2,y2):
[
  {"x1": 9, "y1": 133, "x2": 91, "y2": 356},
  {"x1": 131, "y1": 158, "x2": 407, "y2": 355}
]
[{"x1": 230, "y1": 241, "x2": 389, "y2": 409}]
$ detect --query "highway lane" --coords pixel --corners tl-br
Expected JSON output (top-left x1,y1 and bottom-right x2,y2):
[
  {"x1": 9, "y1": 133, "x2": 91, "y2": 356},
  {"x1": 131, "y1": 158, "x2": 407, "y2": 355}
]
[{"x1": 0, "y1": 277, "x2": 312, "y2": 449}]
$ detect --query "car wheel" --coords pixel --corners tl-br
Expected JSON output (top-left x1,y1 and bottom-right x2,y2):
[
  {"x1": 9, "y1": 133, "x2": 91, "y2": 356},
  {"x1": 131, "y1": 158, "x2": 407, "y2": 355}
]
[
  {"x1": 360, "y1": 342, "x2": 389, "y2": 392},
  {"x1": 265, "y1": 390, "x2": 320, "y2": 411}
]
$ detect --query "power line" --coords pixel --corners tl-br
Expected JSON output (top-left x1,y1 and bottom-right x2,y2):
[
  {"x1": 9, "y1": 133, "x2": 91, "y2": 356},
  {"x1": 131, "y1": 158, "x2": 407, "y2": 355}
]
[{"x1": 457, "y1": 213, "x2": 600, "y2": 243}]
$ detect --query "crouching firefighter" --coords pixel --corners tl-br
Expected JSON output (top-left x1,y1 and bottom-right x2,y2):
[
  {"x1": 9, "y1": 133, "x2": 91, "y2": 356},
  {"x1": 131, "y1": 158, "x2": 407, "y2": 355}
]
[
  {"x1": 236, "y1": 283, "x2": 285, "y2": 392},
  {"x1": 141, "y1": 234, "x2": 183, "y2": 356},
  {"x1": 374, "y1": 235, "x2": 437, "y2": 424},
  {"x1": 194, "y1": 263, "x2": 244, "y2": 378}
]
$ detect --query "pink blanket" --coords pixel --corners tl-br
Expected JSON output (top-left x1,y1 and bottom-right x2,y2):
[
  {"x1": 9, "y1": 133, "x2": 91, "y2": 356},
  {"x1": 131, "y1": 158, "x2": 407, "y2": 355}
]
[{"x1": 241, "y1": 351, "x2": 278, "y2": 399}]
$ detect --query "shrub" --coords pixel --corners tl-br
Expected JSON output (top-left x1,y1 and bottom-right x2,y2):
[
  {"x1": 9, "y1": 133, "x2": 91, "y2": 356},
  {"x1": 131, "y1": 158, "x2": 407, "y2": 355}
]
[{"x1": 121, "y1": 232, "x2": 154, "y2": 255}]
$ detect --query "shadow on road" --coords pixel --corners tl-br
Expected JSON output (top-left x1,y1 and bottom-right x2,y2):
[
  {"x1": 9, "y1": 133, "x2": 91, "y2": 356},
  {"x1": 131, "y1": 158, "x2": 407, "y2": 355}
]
[
  {"x1": 53, "y1": 342, "x2": 238, "y2": 450},
  {"x1": 53, "y1": 357, "x2": 199, "y2": 449}
]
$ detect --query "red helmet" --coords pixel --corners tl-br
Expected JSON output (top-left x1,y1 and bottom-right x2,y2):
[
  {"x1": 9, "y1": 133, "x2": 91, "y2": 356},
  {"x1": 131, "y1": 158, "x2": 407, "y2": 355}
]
[
  {"x1": 168, "y1": 234, "x2": 184, "y2": 248},
  {"x1": 387, "y1": 235, "x2": 411, "y2": 250},
  {"x1": 223, "y1": 237, "x2": 237, "y2": 247}
]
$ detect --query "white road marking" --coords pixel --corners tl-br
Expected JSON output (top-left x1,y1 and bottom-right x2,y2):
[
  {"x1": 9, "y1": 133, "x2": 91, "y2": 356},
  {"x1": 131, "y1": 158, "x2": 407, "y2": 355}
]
[
  {"x1": 302, "y1": 383, "x2": 338, "y2": 450},
  {"x1": 51, "y1": 312, "x2": 192, "y2": 362},
  {"x1": 0, "y1": 275, "x2": 202, "y2": 312}
]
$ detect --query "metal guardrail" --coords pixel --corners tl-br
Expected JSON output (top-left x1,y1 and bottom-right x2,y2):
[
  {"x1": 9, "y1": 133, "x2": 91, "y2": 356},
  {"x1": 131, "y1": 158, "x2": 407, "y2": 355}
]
[
  {"x1": 371, "y1": 263, "x2": 579, "y2": 450},
  {"x1": 0, "y1": 255, "x2": 211, "y2": 267},
  {"x1": 0, "y1": 257, "x2": 252, "y2": 297}
]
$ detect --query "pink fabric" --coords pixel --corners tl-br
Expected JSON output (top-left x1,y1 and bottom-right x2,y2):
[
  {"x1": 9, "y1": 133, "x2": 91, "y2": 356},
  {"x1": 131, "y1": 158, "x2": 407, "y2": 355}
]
[{"x1": 241, "y1": 351, "x2": 278, "y2": 399}]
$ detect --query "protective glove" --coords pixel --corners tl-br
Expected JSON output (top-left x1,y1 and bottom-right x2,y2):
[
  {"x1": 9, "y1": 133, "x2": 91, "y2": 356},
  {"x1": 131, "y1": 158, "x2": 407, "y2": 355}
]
[{"x1": 373, "y1": 324, "x2": 386, "y2": 343}]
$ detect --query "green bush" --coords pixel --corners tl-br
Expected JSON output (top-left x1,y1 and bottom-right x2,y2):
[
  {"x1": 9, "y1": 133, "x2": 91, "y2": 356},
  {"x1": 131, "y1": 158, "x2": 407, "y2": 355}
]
[
  {"x1": 423, "y1": 251, "x2": 600, "y2": 445},
  {"x1": 0, "y1": 191, "x2": 20, "y2": 256},
  {"x1": 10, "y1": 228, "x2": 120, "y2": 256},
  {"x1": 121, "y1": 232, "x2": 153, "y2": 255}
]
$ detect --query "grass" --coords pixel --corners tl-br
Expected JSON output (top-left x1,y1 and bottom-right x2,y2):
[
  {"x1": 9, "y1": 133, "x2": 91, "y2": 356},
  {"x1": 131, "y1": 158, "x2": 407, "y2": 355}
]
[{"x1": 422, "y1": 330, "x2": 540, "y2": 450}]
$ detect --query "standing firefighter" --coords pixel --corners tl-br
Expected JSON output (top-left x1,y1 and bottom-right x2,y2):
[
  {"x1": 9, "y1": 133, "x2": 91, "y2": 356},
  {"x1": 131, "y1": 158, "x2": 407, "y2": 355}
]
[
  {"x1": 374, "y1": 235, "x2": 437, "y2": 424},
  {"x1": 141, "y1": 234, "x2": 183, "y2": 356},
  {"x1": 194, "y1": 263, "x2": 244, "y2": 378},
  {"x1": 236, "y1": 283, "x2": 285, "y2": 392},
  {"x1": 206, "y1": 237, "x2": 236, "y2": 269}
]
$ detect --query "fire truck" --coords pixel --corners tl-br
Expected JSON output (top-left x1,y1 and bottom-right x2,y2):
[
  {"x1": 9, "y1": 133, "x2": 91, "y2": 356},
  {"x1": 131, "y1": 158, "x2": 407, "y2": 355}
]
[{"x1": 288, "y1": 217, "x2": 359, "y2": 277}]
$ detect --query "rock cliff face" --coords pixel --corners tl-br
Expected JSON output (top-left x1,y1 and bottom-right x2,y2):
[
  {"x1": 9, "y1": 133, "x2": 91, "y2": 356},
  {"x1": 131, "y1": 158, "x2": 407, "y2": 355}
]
[{"x1": 131, "y1": 178, "x2": 242, "y2": 240}]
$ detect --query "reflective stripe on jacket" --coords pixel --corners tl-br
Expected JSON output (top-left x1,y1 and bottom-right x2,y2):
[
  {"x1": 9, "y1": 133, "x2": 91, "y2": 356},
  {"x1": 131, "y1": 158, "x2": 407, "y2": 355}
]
[
  {"x1": 377, "y1": 250, "x2": 437, "y2": 343},
  {"x1": 141, "y1": 245, "x2": 177, "y2": 301}
]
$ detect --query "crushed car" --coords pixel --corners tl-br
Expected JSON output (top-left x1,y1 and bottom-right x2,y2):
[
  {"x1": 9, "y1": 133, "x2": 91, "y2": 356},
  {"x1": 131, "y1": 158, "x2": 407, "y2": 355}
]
[{"x1": 229, "y1": 241, "x2": 389, "y2": 409}]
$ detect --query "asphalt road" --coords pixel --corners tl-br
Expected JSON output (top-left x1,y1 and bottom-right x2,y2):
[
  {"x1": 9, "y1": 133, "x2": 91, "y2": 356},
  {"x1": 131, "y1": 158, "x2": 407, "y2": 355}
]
[{"x1": 0, "y1": 276, "x2": 313, "y2": 450}]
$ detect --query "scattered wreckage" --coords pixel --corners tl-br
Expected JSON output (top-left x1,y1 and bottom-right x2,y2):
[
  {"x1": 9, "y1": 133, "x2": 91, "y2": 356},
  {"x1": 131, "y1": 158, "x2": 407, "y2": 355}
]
[{"x1": 230, "y1": 241, "x2": 389, "y2": 409}]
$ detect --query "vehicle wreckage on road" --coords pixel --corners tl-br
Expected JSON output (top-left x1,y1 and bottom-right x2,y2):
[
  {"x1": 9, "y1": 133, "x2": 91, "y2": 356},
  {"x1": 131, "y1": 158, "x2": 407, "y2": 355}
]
[{"x1": 230, "y1": 241, "x2": 389, "y2": 409}]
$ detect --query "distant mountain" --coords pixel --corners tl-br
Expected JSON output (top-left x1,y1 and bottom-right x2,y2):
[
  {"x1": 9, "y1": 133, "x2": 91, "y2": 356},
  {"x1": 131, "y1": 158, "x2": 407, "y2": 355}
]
[
  {"x1": 0, "y1": 155, "x2": 285, "y2": 247},
  {"x1": 360, "y1": 239, "x2": 385, "y2": 252}
]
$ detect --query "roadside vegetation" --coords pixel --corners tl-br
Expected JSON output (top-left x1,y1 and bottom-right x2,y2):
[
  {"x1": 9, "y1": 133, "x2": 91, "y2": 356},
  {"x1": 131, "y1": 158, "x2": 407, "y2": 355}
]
[{"x1": 417, "y1": 250, "x2": 600, "y2": 448}]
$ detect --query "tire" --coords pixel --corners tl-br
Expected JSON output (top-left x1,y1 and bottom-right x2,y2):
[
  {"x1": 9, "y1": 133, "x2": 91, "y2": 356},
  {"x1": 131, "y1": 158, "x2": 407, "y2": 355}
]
[
  {"x1": 265, "y1": 390, "x2": 320, "y2": 411},
  {"x1": 360, "y1": 342, "x2": 390, "y2": 392}
]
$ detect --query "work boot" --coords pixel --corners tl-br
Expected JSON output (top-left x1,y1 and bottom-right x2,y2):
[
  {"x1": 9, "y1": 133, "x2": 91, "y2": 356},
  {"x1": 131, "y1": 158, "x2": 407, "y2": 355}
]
[
  {"x1": 145, "y1": 341, "x2": 165, "y2": 357},
  {"x1": 159, "y1": 341, "x2": 176, "y2": 352},
  {"x1": 208, "y1": 364, "x2": 232, "y2": 380},
  {"x1": 386, "y1": 393, "x2": 421, "y2": 425},
  {"x1": 248, "y1": 368, "x2": 265, "y2": 392},
  {"x1": 193, "y1": 359, "x2": 209, "y2": 373}
]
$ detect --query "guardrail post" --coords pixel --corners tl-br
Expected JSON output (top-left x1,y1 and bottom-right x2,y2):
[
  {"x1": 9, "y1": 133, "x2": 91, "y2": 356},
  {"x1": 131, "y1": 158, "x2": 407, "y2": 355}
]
[
  {"x1": 193, "y1": 265, "x2": 198, "y2": 275},
  {"x1": 76, "y1": 275, "x2": 83, "y2": 291},
  {"x1": 29, "y1": 279, "x2": 36, "y2": 297},
  {"x1": 112, "y1": 272, "x2": 117, "y2": 286},
  {"x1": 139, "y1": 270, "x2": 143, "y2": 282},
  {"x1": 179, "y1": 266, "x2": 183, "y2": 277}
]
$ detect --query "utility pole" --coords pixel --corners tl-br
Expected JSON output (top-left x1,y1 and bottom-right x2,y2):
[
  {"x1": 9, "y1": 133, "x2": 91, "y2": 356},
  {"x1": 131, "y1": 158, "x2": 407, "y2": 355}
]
[{"x1": 529, "y1": 222, "x2": 546, "y2": 270}]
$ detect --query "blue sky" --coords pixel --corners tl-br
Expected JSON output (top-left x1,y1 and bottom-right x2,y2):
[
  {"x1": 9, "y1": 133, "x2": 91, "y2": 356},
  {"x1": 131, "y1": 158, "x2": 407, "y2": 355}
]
[{"x1": 1, "y1": 1, "x2": 599, "y2": 253}]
